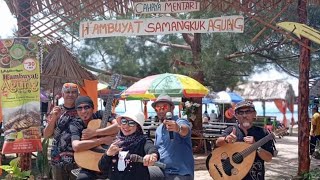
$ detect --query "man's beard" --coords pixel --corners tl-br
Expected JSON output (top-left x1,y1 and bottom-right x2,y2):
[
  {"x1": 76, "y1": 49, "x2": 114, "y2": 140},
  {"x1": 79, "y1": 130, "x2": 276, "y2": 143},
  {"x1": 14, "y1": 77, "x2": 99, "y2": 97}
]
[{"x1": 242, "y1": 121, "x2": 251, "y2": 128}]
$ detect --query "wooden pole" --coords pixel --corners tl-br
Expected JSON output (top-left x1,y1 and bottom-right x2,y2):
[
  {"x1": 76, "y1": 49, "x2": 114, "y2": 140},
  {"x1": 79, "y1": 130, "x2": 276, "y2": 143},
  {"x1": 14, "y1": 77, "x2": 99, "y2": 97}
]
[
  {"x1": 297, "y1": 0, "x2": 311, "y2": 175},
  {"x1": 17, "y1": 0, "x2": 32, "y2": 172}
]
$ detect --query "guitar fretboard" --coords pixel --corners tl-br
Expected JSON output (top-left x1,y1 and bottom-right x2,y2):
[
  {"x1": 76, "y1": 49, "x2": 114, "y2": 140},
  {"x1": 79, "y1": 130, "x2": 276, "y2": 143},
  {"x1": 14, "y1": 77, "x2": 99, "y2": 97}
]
[
  {"x1": 240, "y1": 132, "x2": 275, "y2": 157},
  {"x1": 100, "y1": 74, "x2": 122, "y2": 128}
]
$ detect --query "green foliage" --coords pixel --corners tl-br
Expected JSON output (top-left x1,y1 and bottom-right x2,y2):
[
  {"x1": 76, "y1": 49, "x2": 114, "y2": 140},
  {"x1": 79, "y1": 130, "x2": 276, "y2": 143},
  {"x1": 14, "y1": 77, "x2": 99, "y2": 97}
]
[
  {"x1": 303, "y1": 168, "x2": 320, "y2": 180},
  {"x1": 0, "y1": 157, "x2": 31, "y2": 179},
  {"x1": 36, "y1": 138, "x2": 50, "y2": 178}
]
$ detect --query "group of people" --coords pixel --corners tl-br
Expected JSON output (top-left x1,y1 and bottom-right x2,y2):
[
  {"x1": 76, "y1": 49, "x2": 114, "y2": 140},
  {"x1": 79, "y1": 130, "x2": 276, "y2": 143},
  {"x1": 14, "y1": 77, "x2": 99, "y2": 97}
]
[
  {"x1": 202, "y1": 110, "x2": 218, "y2": 124},
  {"x1": 44, "y1": 83, "x2": 194, "y2": 180},
  {"x1": 44, "y1": 82, "x2": 276, "y2": 180}
]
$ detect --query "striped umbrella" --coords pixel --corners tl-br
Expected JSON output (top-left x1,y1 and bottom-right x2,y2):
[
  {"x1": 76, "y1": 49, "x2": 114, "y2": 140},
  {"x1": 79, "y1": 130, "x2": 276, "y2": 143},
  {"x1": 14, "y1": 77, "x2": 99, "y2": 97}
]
[{"x1": 121, "y1": 73, "x2": 209, "y2": 99}]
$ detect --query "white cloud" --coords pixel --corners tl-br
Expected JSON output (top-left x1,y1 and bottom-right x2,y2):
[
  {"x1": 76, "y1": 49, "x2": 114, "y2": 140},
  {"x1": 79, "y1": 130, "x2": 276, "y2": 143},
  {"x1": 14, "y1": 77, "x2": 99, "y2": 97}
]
[{"x1": 0, "y1": 0, "x2": 17, "y2": 38}]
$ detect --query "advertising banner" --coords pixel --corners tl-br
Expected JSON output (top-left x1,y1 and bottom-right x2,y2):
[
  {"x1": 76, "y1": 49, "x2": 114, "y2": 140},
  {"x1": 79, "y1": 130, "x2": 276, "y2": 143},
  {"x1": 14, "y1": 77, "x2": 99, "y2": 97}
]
[
  {"x1": 0, "y1": 37, "x2": 42, "y2": 154},
  {"x1": 80, "y1": 15, "x2": 244, "y2": 39}
]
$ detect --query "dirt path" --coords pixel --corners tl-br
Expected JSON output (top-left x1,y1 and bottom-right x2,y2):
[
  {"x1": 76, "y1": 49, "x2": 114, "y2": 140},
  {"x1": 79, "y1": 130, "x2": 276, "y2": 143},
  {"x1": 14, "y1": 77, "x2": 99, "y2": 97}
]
[{"x1": 194, "y1": 126, "x2": 319, "y2": 180}]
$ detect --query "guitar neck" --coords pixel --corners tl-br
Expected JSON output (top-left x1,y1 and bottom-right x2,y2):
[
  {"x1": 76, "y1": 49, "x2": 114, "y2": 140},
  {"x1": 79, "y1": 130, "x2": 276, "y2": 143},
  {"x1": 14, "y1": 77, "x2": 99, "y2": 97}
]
[
  {"x1": 240, "y1": 132, "x2": 275, "y2": 157},
  {"x1": 100, "y1": 74, "x2": 122, "y2": 128}
]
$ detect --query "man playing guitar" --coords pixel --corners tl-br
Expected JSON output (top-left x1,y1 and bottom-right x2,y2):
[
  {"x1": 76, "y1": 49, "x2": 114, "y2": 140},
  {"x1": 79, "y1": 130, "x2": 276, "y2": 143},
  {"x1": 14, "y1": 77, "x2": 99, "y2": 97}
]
[
  {"x1": 215, "y1": 101, "x2": 274, "y2": 180},
  {"x1": 70, "y1": 96, "x2": 119, "y2": 180}
]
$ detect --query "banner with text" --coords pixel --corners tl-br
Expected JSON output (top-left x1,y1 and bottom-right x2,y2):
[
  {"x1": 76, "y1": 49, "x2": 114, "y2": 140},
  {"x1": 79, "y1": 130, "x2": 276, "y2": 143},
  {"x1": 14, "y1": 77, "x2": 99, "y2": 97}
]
[
  {"x1": 0, "y1": 37, "x2": 42, "y2": 154},
  {"x1": 133, "y1": 1, "x2": 200, "y2": 14},
  {"x1": 80, "y1": 16, "x2": 244, "y2": 39}
]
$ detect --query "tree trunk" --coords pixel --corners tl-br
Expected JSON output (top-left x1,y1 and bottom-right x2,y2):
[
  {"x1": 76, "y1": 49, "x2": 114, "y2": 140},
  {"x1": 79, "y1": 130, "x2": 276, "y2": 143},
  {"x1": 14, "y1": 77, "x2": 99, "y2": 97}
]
[
  {"x1": 190, "y1": 33, "x2": 203, "y2": 132},
  {"x1": 297, "y1": 0, "x2": 310, "y2": 176},
  {"x1": 17, "y1": 0, "x2": 32, "y2": 171}
]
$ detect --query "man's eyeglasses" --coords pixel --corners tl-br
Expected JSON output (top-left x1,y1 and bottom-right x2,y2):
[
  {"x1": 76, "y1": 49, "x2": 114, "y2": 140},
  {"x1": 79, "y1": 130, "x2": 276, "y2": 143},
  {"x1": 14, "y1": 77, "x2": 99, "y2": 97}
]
[
  {"x1": 76, "y1": 105, "x2": 91, "y2": 111},
  {"x1": 236, "y1": 109, "x2": 255, "y2": 115},
  {"x1": 155, "y1": 105, "x2": 169, "y2": 112},
  {"x1": 120, "y1": 118, "x2": 137, "y2": 127}
]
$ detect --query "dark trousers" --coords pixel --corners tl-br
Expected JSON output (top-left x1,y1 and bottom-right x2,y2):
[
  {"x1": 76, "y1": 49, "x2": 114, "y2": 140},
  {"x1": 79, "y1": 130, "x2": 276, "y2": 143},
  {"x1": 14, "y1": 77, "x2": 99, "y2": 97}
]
[
  {"x1": 52, "y1": 163, "x2": 77, "y2": 180},
  {"x1": 310, "y1": 135, "x2": 320, "y2": 154},
  {"x1": 76, "y1": 168, "x2": 108, "y2": 180}
]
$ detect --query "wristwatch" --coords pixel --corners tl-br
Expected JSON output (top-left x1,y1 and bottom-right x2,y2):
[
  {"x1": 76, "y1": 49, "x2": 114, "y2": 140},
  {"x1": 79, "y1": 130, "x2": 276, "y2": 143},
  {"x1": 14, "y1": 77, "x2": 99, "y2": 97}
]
[{"x1": 177, "y1": 124, "x2": 182, "y2": 134}]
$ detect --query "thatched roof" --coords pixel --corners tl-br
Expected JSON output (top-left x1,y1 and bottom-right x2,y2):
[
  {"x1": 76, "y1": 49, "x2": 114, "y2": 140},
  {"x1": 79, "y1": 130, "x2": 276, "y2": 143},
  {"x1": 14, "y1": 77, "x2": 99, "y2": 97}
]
[
  {"x1": 310, "y1": 79, "x2": 320, "y2": 98},
  {"x1": 234, "y1": 80, "x2": 295, "y2": 103},
  {"x1": 41, "y1": 42, "x2": 96, "y2": 94}
]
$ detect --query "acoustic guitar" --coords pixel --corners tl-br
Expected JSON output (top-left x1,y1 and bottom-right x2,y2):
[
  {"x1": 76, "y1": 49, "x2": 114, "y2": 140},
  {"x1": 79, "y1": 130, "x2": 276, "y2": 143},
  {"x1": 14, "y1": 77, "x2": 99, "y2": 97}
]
[
  {"x1": 74, "y1": 74, "x2": 122, "y2": 172},
  {"x1": 208, "y1": 129, "x2": 285, "y2": 180}
]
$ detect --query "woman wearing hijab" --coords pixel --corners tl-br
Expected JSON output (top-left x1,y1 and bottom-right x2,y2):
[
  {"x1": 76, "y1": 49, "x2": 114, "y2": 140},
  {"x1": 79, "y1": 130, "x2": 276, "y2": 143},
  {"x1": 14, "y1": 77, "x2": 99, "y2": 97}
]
[{"x1": 98, "y1": 111, "x2": 159, "y2": 180}]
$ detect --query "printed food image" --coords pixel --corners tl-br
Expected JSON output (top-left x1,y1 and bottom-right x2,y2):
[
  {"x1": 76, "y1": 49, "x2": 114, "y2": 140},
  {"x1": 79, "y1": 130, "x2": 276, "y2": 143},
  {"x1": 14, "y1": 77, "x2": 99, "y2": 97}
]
[
  {"x1": 9, "y1": 44, "x2": 26, "y2": 60},
  {"x1": 4, "y1": 129, "x2": 17, "y2": 141},
  {"x1": 27, "y1": 42, "x2": 37, "y2": 51},
  {"x1": 0, "y1": 47, "x2": 8, "y2": 55},
  {"x1": 3, "y1": 39, "x2": 14, "y2": 47},
  {"x1": 1, "y1": 55, "x2": 11, "y2": 66},
  {"x1": 4, "y1": 110, "x2": 41, "y2": 131},
  {"x1": 21, "y1": 127, "x2": 41, "y2": 139},
  {"x1": 10, "y1": 59, "x2": 21, "y2": 68}
]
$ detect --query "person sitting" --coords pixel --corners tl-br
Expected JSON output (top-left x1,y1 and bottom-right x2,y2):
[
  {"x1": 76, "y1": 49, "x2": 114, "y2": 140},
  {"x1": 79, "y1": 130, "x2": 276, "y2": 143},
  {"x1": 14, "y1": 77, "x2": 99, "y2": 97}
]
[
  {"x1": 202, "y1": 116, "x2": 209, "y2": 124},
  {"x1": 98, "y1": 111, "x2": 159, "y2": 180},
  {"x1": 70, "y1": 96, "x2": 119, "y2": 180},
  {"x1": 203, "y1": 111, "x2": 210, "y2": 120},
  {"x1": 209, "y1": 110, "x2": 218, "y2": 122}
]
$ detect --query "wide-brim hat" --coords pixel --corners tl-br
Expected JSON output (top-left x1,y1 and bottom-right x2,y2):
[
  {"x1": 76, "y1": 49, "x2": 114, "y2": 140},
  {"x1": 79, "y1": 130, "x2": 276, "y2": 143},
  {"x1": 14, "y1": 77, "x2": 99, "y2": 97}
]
[
  {"x1": 151, "y1": 94, "x2": 174, "y2": 108},
  {"x1": 235, "y1": 101, "x2": 255, "y2": 112},
  {"x1": 116, "y1": 111, "x2": 145, "y2": 127}
]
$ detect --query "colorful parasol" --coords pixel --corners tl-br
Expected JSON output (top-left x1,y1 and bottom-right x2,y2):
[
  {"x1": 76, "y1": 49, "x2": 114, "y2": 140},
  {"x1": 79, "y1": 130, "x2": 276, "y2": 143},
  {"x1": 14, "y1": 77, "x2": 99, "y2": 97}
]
[{"x1": 121, "y1": 73, "x2": 209, "y2": 99}]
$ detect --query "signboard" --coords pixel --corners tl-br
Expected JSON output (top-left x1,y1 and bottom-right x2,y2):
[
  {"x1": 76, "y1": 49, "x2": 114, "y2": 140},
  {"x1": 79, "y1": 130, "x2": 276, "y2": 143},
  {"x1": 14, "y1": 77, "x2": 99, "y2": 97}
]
[
  {"x1": 133, "y1": 1, "x2": 200, "y2": 14},
  {"x1": 80, "y1": 16, "x2": 244, "y2": 39},
  {"x1": 0, "y1": 37, "x2": 42, "y2": 154}
]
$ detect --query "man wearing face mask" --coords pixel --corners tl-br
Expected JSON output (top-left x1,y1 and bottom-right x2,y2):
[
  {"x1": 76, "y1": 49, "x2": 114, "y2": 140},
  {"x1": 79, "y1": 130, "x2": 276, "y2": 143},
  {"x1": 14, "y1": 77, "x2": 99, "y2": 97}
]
[{"x1": 215, "y1": 101, "x2": 274, "y2": 180}]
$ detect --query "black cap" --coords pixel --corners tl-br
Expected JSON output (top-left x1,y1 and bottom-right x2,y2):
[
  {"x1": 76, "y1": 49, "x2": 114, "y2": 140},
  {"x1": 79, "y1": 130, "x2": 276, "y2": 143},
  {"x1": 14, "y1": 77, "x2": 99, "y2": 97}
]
[
  {"x1": 75, "y1": 96, "x2": 94, "y2": 108},
  {"x1": 235, "y1": 101, "x2": 255, "y2": 112}
]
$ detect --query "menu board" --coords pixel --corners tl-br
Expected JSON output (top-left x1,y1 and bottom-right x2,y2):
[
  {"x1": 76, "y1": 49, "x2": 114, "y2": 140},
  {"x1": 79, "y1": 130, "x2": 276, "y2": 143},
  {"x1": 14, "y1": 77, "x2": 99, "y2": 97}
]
[{"x1": 0, "y1": 37, "x2": 42, "y2": 153}]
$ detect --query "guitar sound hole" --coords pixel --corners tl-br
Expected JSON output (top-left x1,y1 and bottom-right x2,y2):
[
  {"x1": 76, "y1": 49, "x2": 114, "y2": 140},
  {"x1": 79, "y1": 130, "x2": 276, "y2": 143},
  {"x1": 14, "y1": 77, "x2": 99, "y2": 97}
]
[{"x1": 232, "y1": 152, "x2": 243, "y2": 164}]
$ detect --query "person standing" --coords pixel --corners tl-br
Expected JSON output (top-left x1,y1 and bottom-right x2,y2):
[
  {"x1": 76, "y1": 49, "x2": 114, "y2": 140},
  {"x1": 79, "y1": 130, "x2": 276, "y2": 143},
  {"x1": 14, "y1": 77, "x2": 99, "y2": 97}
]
[
  {"x1": 310, "y1": 106, "x2": 320, "y2": 155},
  {"x1": 43, "y1": 83, "x2": 80, "y2": 180},
  {"x1": 215, "y1": 101, "x2": 274, "y2": 180},
  {"x1": 152, "y1": 94, "x2": 194, "y2": 180},
  {"x1": 98, "y1": 111, "x2": 159, "y2": 180},
  {"x1": 71, "y1": 96, "x2": 119, "y2": 180}
]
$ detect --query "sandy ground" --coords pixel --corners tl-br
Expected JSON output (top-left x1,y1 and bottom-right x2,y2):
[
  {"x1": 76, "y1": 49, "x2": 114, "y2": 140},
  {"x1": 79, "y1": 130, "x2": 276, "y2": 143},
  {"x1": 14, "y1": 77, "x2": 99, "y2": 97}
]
[{"x1": 193, "y1": 126, "x2": 319, "y2": 180}]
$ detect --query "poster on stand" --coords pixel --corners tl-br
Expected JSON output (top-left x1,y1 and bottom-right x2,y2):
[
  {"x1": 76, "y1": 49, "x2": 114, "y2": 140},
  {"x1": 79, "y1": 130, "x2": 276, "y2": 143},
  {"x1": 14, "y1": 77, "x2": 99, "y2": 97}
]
[{"x1": 0, "y1": 37, "x2": 42, "y2": 154}]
